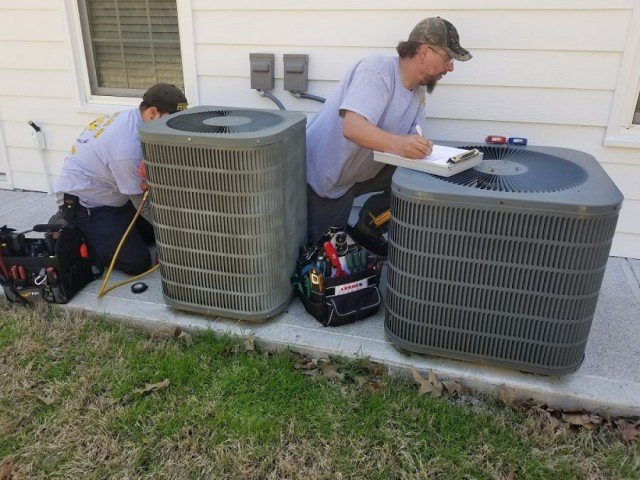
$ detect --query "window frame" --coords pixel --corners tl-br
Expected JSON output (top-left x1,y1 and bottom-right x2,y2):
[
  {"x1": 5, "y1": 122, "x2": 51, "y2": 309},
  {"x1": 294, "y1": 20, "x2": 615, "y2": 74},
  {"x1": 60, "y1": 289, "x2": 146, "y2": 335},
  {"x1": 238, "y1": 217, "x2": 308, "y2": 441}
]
[
  {"x1": 604, "y1": 1, "x2": 640, "y2": 148},
  {"x1": 63, "y1": 0, "x2": 198, "y2": 113}
]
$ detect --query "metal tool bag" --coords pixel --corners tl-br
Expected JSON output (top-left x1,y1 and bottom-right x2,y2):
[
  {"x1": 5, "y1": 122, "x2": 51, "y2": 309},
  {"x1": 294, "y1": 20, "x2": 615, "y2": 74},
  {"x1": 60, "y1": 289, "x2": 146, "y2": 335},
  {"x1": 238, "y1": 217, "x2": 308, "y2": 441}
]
[
  {"x1": 291, "y1": 228, "x2": 383, "y2": 327},
  {"x1": 0, "y1": 224, "x2": 102, "y2": 305}
]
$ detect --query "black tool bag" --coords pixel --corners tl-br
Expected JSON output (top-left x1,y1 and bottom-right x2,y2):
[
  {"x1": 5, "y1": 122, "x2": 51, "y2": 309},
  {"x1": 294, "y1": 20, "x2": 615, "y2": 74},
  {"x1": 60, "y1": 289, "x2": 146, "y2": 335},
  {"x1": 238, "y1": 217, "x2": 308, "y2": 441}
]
[
  {"x1": 291, "y1": 228, "x2": 383, "y2": 327},
  {"x1": 0, "y1": 224, "x2": 102, "y2": 304}
]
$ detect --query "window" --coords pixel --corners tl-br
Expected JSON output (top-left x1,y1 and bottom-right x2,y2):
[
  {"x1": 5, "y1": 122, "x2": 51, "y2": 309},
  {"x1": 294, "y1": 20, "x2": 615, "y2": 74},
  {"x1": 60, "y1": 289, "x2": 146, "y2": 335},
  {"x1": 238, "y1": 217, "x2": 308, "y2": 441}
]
[
  {"x1": 634, "y1": 93, "x2": 640, "y2": 125},
  {"x1": 77, "y1": 0, "x2": 184, "y2": 97}
]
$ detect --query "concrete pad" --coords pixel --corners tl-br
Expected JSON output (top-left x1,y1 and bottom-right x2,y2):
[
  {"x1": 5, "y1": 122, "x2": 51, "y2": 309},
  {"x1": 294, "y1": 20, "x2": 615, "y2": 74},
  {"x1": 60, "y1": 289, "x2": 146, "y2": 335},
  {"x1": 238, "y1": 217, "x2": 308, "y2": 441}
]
[{"x1": 2, "y1": 190, "x2": 639, "y2": 416}]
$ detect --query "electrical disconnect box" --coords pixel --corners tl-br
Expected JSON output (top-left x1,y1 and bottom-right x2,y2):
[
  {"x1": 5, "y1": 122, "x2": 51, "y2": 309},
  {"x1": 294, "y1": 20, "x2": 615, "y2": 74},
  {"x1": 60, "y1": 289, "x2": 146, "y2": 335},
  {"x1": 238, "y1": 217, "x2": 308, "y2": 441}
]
[
  {"x1": 249, "y1": 53, "x2": 275, "y2": 91},
  {"x1": 283, "y1": 54, "x2": 309, "y2": 92}
]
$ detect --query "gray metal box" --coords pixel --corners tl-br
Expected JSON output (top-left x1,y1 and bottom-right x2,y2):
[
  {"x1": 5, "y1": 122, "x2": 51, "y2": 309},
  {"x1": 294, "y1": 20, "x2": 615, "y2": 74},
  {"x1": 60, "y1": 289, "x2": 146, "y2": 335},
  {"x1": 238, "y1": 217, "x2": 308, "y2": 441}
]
[
  {"x1": 249, "y1": 53, "x2": 275, "y2": 91},
  {"x1": 283, "y1": 54, "x2": 309, "y2": 92},
  {"x1": 139, "y1": 106, "x2": 307, "y2": 321},
  {"x1": 385, "y1": 144, "x2": 623, "y2": 374}
]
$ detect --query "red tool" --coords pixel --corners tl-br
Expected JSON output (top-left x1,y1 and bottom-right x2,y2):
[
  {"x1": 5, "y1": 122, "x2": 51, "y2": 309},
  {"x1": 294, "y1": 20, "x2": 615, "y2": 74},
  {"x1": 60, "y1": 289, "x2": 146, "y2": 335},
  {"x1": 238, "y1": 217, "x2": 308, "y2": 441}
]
[
  {"x1": 0, "y1": 259, "x2": 12, "y2": 280},
  {"x1": 323, "y1": 241, "x2": 345, "y2": 277},
  {"x1": 485, "y1": 135, "x2": 507, "y2": 144}
]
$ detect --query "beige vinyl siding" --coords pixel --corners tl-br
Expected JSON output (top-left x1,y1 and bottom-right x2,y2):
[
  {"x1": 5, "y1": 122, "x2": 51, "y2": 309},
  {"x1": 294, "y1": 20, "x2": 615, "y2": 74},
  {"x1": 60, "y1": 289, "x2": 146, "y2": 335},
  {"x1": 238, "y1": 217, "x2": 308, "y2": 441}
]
[
  {"x1": 0, "y1": 0, "x2": 638, "y2": 257},
  {"x1": 190, "y1": 3, "x2": 639, "y2": 258},
  {"x1": 0, "y1": 4, "x2": 71, "y2": 191}
]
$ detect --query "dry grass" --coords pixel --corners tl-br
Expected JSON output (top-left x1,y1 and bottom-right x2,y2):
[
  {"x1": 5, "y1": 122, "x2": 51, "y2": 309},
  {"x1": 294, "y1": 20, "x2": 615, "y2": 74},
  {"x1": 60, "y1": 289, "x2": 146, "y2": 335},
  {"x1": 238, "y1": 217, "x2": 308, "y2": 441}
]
[{"x1": 0, "y1": 299, "x2": 638, "y2": 479}]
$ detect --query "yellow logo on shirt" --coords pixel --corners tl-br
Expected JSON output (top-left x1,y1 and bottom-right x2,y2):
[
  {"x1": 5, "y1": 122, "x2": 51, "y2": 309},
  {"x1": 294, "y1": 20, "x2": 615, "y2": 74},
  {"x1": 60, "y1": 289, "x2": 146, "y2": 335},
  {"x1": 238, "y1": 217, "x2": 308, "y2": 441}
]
[
  {"x1": 88, "y1": 116, "x2": 105, "y2": 132},
  {"x1": 91, "y1": 112, "x2": 120, "y2": 139}
]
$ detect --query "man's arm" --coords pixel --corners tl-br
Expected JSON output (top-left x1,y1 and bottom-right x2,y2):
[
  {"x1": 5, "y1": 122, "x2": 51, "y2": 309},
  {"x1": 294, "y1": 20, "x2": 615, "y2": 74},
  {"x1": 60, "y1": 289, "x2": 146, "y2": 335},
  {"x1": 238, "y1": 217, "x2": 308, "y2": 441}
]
[
  {"x1": 129, "y1": 193, "x2": 154, "y2": 224},
  {"x1": 342, "y1": 111, "x2": 433, "y2": 159}
]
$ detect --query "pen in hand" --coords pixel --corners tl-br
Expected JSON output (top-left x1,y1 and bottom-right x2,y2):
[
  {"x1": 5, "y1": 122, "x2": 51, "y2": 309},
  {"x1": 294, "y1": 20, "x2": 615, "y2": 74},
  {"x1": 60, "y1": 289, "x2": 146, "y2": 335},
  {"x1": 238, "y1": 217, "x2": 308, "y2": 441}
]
[{"x1": 414, "y1": 124, "x2": 433, "y2": 156}]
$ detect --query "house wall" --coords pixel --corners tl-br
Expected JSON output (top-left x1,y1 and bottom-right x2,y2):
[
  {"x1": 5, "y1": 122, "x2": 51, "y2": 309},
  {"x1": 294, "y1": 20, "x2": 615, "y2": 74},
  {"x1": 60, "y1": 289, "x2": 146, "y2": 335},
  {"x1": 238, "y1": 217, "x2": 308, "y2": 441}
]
[{"x1": 0, "y1": 0, "x2": 638, "y2": 257}]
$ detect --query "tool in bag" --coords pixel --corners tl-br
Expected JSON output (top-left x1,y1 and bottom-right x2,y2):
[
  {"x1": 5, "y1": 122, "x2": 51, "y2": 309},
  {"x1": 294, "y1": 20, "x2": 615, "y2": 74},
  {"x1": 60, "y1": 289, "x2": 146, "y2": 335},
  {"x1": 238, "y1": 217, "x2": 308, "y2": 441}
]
[
  {"x1": 291, "y1": 227, "x2": 383, "y2": 327},
  {"x1": 346, "y1": 208, "x2": 390, "y2": 258},
  {"x1": 0, "y1": 224, "x2": 102, "y2": 304}
]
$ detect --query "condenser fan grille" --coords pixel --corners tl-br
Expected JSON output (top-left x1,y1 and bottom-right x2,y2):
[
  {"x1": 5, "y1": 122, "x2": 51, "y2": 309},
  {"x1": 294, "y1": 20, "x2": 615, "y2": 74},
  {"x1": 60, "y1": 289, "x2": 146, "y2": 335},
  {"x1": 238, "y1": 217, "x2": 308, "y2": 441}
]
[
  {"x1": 439, "y1": 145, "x2": 588, "y2": 193},
  {"x1": 166, "y1": 109, "x2": 283, "y2": 134}
]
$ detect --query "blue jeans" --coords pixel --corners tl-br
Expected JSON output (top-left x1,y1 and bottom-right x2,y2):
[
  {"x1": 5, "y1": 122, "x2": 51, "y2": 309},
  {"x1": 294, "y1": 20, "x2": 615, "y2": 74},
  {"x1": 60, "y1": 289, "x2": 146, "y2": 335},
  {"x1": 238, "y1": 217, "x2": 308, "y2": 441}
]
[{"x1": 306, "y1": 165, "x2": 396, "y2": 243}]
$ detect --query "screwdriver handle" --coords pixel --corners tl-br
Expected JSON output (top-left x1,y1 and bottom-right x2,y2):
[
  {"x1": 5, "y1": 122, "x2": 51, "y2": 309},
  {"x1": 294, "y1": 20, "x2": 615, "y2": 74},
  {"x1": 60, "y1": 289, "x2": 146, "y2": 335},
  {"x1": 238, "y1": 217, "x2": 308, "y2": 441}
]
[{"x1": 323, "y1": 242, "x2": 345, "y2": 277}]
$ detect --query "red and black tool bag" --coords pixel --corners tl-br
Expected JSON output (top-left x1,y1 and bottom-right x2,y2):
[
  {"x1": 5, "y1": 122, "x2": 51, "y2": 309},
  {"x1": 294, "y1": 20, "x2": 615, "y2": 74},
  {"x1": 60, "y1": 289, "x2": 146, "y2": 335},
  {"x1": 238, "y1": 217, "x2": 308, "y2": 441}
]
[{"x1": 0, "y1": 225, "x2": 102, "y2": 304}]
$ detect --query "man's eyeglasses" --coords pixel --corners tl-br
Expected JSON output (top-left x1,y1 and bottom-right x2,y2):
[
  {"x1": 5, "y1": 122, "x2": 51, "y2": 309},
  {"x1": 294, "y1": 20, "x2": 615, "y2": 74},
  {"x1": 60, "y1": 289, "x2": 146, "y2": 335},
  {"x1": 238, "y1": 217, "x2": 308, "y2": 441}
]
[{"x1": 427, "y1": 46, "x2": 454, "y2": 67}]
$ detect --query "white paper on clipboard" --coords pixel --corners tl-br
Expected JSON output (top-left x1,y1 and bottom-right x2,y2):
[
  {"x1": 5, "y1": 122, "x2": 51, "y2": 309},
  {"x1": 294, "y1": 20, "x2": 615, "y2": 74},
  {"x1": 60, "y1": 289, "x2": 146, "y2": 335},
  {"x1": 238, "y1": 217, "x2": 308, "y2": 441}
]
[{"x1": 373, "y1": 145, "x2": 483, "y2": 177}]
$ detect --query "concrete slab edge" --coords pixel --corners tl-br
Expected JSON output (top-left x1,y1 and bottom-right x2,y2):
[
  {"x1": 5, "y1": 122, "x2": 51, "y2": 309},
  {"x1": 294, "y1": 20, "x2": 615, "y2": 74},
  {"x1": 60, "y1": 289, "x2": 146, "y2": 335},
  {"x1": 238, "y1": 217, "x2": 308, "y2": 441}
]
[
  {"x1": 68, "y1": 291, "x2": 640, "y2": 417},
  {"x1": 623, "y1": 258, "x2": 640, "y2": 302}
]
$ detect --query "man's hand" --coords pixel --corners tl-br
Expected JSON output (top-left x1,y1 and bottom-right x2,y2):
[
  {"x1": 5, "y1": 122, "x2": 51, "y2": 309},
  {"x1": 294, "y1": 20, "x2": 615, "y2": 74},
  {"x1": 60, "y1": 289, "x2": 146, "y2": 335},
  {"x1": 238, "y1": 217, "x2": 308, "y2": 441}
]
[
  {"x1": 342, "y1": 111, "x2": 433, "y2": 159},
  {"x1": 390, "y1": 134, "x2": 433, "y2": 159}
]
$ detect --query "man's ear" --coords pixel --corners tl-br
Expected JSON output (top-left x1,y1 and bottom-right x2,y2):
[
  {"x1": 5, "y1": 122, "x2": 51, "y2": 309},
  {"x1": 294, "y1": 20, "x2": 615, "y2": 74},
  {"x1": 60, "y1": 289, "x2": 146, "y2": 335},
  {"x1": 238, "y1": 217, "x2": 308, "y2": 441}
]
[{"x1": 142, "y1": 106, "x2": 160, "y2": 122}]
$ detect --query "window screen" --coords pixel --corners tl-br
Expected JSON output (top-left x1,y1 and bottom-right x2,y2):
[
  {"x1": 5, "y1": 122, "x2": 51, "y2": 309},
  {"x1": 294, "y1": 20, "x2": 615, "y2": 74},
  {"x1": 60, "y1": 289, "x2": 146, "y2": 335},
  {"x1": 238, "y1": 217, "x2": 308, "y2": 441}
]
[{"x1": 79, "y1": 0, "x2": 184, "y2": 96}]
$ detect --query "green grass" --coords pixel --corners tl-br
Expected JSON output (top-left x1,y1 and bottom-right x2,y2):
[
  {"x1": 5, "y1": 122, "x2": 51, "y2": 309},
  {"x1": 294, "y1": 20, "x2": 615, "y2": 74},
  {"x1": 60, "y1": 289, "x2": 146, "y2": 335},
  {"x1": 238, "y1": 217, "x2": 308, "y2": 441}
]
[{"x1": 0, "y1": 300, "x2": 638, "y2": 479}]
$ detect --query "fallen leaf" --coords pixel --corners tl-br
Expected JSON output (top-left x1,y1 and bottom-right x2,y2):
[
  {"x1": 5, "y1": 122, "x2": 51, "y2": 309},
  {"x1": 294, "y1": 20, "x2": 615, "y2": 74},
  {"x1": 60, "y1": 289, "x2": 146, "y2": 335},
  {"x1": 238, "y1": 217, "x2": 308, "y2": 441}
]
[
  {"x1": 442, "y1": 379, "x2": 463, "y2": 396},
  {"x1": 561, "y1": 411, "x2": 602, "y2": 430},
  {"x1": 37, "y1": 395, "x2": 55, "y2": 406},
  {"x1": 530, "y1": 405, "x2": 563, "y2": 428},
  {"x1": 174, "y1": 329, "x2": 193, "y2": 345},
  {"x1": 134, "y1": 378, "x2": 170, "y2": 395},
  {"x1": 411, "y1": 367, "x2": 442, "y2": 397},
  {"x1": 362, "y1": 356, "x2": 386, "y2": 377},
  {"x1": 0, "y1": 460, "x2": 14, "y2": 480},
  {"x1": 294, "y1": 356, "x2": 318, "y2": 370},
  {"x1": 497, "y1": 385, "x2": 518, "y2": 405},
  {"x1": 245, "y1": 334, "x2": 255, "y2": 352},
  {"x1": 620, "y1": 421, "x2": 640, "y2": 443},
  {"x1": 320, "y1": 362, "x2": 344, "y2": 381}
]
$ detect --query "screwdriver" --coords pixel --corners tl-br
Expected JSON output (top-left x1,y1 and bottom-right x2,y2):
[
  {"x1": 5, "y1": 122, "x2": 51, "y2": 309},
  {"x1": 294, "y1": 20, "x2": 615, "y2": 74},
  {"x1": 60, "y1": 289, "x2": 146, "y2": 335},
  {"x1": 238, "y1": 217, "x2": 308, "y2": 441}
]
[{"x1": 323, "y1": 241, "x2": 345, "y2": 277}]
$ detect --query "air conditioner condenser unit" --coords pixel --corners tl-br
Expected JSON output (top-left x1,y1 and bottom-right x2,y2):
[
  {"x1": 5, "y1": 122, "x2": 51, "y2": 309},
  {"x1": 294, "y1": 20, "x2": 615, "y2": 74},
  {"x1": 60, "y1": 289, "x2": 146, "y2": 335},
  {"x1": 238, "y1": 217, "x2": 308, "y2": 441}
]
[
  {"x1": 385, "y1": 144, "x2": 623, "y2": 374},
  {"x1": 139, "y1": 106, "x2": 306, "y2": 321}
]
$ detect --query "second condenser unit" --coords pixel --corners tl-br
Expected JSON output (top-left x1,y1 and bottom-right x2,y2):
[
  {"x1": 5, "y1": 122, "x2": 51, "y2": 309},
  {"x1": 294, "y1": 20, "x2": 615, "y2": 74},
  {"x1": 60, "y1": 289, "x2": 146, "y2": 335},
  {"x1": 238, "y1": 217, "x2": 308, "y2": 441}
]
[
  {"x1": 385, "y1": 144, "x2": 623, "y2": 374},
  {"x1": 139, "y1": 106, "x2": 307, "y2": 321}
]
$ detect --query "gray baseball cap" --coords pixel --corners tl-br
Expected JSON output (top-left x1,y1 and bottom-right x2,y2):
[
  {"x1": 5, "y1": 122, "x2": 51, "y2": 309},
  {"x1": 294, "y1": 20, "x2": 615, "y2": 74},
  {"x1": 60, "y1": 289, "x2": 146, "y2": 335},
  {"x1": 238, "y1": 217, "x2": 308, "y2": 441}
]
[{"x1": 408, "y1": 17, "x2": 472, "y2": 61}]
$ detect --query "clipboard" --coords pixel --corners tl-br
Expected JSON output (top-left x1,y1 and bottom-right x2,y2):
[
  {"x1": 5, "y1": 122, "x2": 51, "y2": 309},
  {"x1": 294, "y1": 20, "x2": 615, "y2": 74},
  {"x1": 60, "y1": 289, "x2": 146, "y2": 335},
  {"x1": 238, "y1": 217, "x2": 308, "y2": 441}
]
[{"x1": 373, "y1": 145, "x2": 483, "y2": 177}]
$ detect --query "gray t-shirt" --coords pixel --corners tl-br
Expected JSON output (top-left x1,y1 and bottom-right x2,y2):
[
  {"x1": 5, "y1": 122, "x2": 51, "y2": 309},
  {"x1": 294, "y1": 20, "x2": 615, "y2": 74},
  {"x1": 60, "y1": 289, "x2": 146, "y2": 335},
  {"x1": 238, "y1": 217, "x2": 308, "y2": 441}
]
[
  {"x1": 306, "y1": 55, "x2": 427, "y2": 199},
  {"x1": 55, "y1": 108, "x2": 145, "y2": 208}
]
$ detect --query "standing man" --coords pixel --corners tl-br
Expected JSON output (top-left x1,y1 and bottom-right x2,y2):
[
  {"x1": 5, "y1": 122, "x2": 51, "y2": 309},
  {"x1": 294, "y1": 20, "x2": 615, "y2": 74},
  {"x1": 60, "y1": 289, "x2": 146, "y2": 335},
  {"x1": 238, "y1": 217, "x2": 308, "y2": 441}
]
[
  {"x1": 305, "y1": 17, "x2": 472, "y2": 244},
  {"x1": 53, "y1": 83, "x2": 188, "y2": 274}
]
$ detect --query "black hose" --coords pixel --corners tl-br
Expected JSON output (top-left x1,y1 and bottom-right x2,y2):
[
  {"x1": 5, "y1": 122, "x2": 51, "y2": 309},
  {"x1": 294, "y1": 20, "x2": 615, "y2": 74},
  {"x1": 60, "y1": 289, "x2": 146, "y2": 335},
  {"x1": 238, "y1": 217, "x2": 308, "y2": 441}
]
[
  {"x1": 297, "y1": 92, "x2": 326, "y2": 103},
  {"x1": 258, "y1": 90, "x2": 286, "y2": 110}
]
